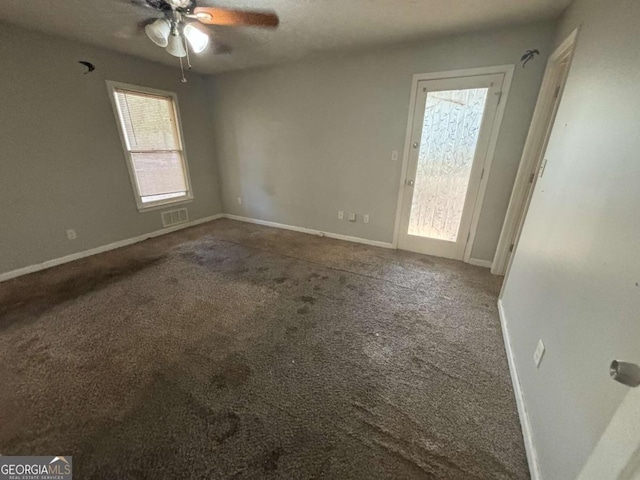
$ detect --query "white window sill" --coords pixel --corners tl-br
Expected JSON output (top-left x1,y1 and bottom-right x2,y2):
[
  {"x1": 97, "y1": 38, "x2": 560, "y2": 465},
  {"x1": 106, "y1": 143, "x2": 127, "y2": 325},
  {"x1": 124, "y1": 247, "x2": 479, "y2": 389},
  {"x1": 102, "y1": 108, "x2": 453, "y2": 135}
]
[{"x1": 136, "y1": 196, "x2": 194, "y2": 213}]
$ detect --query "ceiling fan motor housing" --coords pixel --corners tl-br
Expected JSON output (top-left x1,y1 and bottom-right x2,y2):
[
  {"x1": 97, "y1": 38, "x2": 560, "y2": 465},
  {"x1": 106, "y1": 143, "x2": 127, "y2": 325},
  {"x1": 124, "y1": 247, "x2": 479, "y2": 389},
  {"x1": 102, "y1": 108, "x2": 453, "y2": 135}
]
[{"x1": 144, "y1": 0, "x2": 196, "y2": 13}]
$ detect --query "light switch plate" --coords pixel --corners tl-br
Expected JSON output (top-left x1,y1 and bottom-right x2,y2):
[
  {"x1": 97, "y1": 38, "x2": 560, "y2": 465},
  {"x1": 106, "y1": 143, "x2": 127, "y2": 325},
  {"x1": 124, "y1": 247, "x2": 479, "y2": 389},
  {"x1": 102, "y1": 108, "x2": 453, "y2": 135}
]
[
  {"x1": 391, "y1": 151, "x2": 398, "y2": 161},
  {"x1": 363, "y1": 214, "x2": 370, "y2": 224},
  {"x1": 338, "y1": 211, "x2": 344, "y2": 220},
  {"x1": 533, "y1": 339, "x2": 545, "y2": 368},
  {"x1": 348, "y1": 212, "x2": 356, "y2": 222}
]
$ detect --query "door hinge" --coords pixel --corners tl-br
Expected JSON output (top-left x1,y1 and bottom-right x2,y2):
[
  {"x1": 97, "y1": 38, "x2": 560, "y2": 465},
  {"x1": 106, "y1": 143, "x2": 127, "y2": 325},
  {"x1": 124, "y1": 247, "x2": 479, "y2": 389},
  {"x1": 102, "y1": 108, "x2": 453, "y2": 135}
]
[
  {"x1": 509, "y1": 244, "x2": 514, "y2": 253},
  {"x1": 480, "y1": 168, "x2": 485, "y2": 180},
  {"x1": 529, "y1": 172, "x2": 535, "y2": 184},
  {"x1": 467, "y1": 232, "x2": 471, "y2": 243},
  {"x1": 496, "y1": 91, "x2": 503, "y2": 105},
  {"x1": 539, "y1": 157, "x2": 549, "y2": 178}
]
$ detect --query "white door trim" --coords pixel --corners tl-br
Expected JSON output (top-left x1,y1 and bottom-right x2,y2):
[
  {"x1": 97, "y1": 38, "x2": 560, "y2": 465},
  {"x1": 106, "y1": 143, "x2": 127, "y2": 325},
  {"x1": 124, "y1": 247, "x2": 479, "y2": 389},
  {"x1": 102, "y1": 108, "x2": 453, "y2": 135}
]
[
  {"x1": 392, "y1": 65, "x2": 515, "y2": 265},
  {"x1": 492, "y1": 30, "x2": 579, "y2": 276},
  {"x1": 578, "y1": 386, "x2": 640, "y2": 480}
]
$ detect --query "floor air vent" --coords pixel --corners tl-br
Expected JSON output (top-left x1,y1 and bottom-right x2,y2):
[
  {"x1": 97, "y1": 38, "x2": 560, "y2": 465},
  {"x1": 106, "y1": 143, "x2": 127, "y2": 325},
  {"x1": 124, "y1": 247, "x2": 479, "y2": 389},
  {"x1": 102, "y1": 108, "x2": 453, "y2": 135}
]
[{"x1": 161, "y1": 208, "x2": 189, "y2": 228}]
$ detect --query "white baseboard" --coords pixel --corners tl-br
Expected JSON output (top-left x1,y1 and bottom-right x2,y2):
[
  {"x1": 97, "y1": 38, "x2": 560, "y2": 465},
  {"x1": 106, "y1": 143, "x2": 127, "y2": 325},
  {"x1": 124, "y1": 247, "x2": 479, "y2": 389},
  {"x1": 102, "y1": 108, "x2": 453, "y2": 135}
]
[
  {"x1": 498, "y1": 299, "x2": 541, "y2": 480},
  {"x1": 0, "y1": 212, "x2": 488, "y2": 283},
  {"x1": 0, "y1": 214, "x2": 224, "y2": 283},
  {"x1": 469, "y1": 258, "x2": 493, "y2": 269},
  {"x1": 223, "y1": 214, "x2": 395, "y2": 250}
]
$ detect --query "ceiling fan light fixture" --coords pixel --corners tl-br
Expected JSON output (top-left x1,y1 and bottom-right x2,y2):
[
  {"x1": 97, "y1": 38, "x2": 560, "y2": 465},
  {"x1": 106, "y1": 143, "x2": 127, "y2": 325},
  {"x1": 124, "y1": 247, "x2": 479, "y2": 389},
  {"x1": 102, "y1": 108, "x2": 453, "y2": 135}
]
[
  {"x1": 184, "y1": 23, "x2": 209, "y2": 53},
  {"x1": 145, "y1": 18, "x2": 170, "y2": 47},
  {"x1": 166, "y1": 32, "x2": 187, "y2": 57}
]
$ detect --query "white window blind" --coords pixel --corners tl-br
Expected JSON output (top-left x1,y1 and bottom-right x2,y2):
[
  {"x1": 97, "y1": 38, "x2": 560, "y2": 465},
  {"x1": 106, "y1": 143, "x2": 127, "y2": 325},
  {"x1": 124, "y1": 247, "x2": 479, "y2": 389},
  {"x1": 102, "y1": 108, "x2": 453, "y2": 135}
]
[{"x1": 111, "y1": 86, "x2": 191, "y2": 208}]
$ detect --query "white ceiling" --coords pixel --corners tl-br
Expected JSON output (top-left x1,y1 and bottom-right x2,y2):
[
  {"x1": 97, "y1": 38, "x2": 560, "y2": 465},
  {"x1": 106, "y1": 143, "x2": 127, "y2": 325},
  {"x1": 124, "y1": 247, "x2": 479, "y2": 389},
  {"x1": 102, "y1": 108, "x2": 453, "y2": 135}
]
[{"x1": 0, "y1": 0, "x2": 570, "y2": 74}]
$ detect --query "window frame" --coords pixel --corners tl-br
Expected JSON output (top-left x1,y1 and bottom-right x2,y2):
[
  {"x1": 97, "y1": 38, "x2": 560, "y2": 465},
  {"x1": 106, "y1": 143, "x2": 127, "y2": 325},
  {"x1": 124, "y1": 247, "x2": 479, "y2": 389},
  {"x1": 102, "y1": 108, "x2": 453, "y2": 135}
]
[{"x1": 106, "y1": 80, "x2": 194, "y2": 212}]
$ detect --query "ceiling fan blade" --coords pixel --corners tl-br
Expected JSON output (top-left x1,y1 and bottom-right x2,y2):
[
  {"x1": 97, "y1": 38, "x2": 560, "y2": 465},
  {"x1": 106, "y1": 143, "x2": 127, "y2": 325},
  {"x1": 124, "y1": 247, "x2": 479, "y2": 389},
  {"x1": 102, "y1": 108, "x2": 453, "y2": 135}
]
[{"x1": 193, "y1": 7, "x2": 279, "y2": 28}]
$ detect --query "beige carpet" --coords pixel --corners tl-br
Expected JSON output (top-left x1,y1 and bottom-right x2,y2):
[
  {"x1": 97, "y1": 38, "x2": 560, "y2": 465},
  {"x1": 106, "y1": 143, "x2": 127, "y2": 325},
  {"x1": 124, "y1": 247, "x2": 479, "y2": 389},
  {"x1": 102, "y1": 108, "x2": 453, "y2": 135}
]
[{"x1": 0, "y1": 219, "x2": 528, "y2": 479}]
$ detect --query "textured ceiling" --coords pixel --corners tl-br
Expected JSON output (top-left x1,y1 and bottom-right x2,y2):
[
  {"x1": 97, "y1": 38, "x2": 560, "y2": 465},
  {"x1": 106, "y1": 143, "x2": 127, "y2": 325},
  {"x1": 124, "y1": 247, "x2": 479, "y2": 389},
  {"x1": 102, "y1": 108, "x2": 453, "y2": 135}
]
[{"x1": 0, "y1": 0, "x2": 570, "y2": 74}]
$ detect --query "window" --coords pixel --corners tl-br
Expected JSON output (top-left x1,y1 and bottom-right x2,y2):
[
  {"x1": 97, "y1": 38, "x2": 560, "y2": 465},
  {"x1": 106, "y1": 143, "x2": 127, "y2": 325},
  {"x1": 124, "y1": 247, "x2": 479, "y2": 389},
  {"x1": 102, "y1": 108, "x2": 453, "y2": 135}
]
[{"x1": 107, "y1": 81, "x2": 193, "y2": 210}]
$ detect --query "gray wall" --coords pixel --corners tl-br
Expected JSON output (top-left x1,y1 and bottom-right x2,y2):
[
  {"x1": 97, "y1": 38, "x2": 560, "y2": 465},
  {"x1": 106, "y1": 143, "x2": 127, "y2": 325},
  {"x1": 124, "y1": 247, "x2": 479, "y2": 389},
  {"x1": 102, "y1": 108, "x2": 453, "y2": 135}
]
[
  {"x1": 0, "y1": 24, "x2": 222, "y2": 275},
  {"x1": 501, "y1": 0, "x2": 640, "y2": 478},
  {"x1": 209, "y1": 21, "x2": 557, "y2": 261}
]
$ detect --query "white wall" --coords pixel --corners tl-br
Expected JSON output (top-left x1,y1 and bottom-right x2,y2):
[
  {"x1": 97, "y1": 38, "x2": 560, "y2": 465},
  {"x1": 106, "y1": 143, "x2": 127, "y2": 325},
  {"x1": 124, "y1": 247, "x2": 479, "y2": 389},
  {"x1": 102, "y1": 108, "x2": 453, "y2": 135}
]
[
  {"x1": 0, "y1": 23, "x2": 222, "y2": 275},
  {"x1": 501, "y1": 0, "x2": 640, "y2": 478},
  {"x1": 208, "y1": 21, "x2": 557, "y2": 261}
]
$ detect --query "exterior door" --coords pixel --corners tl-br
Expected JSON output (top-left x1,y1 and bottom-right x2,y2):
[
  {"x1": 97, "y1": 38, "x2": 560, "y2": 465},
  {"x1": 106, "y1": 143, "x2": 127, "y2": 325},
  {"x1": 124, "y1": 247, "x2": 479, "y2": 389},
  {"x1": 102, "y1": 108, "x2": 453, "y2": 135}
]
[{"x1": 398, "y1": 74, "x2": 504, "y2": 260}]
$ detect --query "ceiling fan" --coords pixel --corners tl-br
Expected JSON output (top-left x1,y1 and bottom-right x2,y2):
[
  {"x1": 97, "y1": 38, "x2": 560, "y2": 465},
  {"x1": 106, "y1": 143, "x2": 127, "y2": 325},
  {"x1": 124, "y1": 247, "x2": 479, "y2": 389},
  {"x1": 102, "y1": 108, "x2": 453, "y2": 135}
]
[{"x1": 132, "y1": 0, "x2": 279, "y2": 81}]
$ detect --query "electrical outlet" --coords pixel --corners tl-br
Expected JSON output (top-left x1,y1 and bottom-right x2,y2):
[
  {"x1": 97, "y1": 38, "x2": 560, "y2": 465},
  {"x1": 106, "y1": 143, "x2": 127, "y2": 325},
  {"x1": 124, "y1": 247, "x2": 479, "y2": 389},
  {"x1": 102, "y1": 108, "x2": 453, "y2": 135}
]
[
  {"x1": 66, "y1": 229, "x2": 77, "y2": 240},
  {"x1": 391, "y1": 151, "x2": 399, "y2": 161},
  {"x1": 338, "y1": 210, "x2": 344, "y2": 220},
  {"x1": 533, "y1": 340, "x2": 545, "y2": 368},
  {"x1": 348, "y1": 212, "x2": 356, "y2": 222},
  {"x1": 363, "y1": 214, "x2": 370, "y2": 224},
  {"x1": 237, "y1": 197, "x2": 243, "y2": 205}
]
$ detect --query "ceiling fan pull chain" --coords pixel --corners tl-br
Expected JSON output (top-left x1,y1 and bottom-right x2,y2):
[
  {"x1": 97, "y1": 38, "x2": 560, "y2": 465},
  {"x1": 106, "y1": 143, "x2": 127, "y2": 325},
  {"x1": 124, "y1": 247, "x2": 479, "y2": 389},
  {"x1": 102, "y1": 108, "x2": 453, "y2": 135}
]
[
  {"x1": 179, "y1": 56, "x2": 187, "y2": 83},
  {"x1": 184, "y1": 34, "x2": 192, "y2": 70}
]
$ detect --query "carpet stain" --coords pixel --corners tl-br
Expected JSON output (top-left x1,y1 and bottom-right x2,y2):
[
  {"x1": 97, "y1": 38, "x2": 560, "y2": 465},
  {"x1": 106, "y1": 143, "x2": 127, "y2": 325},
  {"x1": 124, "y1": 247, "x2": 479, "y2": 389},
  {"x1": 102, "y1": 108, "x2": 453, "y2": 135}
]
[
  {"x1": 0, "y1": 219, "x2": 523, "y2": 480},
  {"x1": 298, "y1": 296, "x2": 317, "y2": 304},
  {"x1": 180, "y1": 250, "x2": 227, "y2": 267},
  {"x1": 210, "y1": 353, "x2": 252, "y2": 389},
  {"x1": 263, "y1": 447, "x2": 284, "y2": 472},
  {"x1": 207, "y1": 411, "x2": 241, "y2": 444},
  {"x1": 0, "y1": 254, "x2": 166, "y2": 331}
]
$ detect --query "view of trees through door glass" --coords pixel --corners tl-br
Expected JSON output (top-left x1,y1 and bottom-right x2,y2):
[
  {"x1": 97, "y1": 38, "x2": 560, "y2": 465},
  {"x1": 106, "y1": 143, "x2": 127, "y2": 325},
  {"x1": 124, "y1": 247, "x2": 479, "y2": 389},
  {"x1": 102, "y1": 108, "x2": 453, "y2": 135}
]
[{"x1": 408, "y1": 88, "x2": 488, "y2": 241}]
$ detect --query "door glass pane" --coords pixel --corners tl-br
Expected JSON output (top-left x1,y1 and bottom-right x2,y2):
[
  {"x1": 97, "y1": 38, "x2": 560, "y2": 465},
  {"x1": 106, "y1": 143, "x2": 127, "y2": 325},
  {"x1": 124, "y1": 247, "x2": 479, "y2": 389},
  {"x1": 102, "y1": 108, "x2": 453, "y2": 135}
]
[{"x1": 408, "y1": 88, "x2": 488, "y2": 241}]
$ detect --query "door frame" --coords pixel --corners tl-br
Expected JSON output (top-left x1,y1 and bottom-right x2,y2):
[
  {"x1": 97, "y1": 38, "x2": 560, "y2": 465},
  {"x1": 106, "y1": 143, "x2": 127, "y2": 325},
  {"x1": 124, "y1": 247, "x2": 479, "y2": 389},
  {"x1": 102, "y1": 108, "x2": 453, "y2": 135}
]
[
  {"x1": 492, "y1": 30, "x2": 579, "y2": 276},
  {"x1": 392, "y1": 65, "x2": 515, "y2": 264},
  {"x1": 578, "y1": 386, "x2": 640, "y2": 480}
]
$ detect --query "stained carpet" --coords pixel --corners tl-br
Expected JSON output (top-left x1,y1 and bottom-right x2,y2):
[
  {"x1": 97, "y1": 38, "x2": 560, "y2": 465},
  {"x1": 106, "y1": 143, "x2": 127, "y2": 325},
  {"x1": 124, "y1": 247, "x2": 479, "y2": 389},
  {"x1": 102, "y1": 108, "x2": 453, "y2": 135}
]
[{"x1": 0, "y1": 219, "x2": 528, "y2": 479}]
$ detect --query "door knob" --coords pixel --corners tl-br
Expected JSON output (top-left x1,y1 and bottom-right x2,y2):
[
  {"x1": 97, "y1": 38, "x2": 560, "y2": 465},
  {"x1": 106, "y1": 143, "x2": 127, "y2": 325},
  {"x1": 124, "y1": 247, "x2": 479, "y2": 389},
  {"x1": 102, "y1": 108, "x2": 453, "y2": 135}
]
[
  {"x1": 407, "y1": 179, "x2": 415, "y2": 186},
  {"x1": 610, "y1": 360, "x2": 640, "y2": 387},
  {"x1": 412, "y1": 142, "x2": 419, "y2": 149}
]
